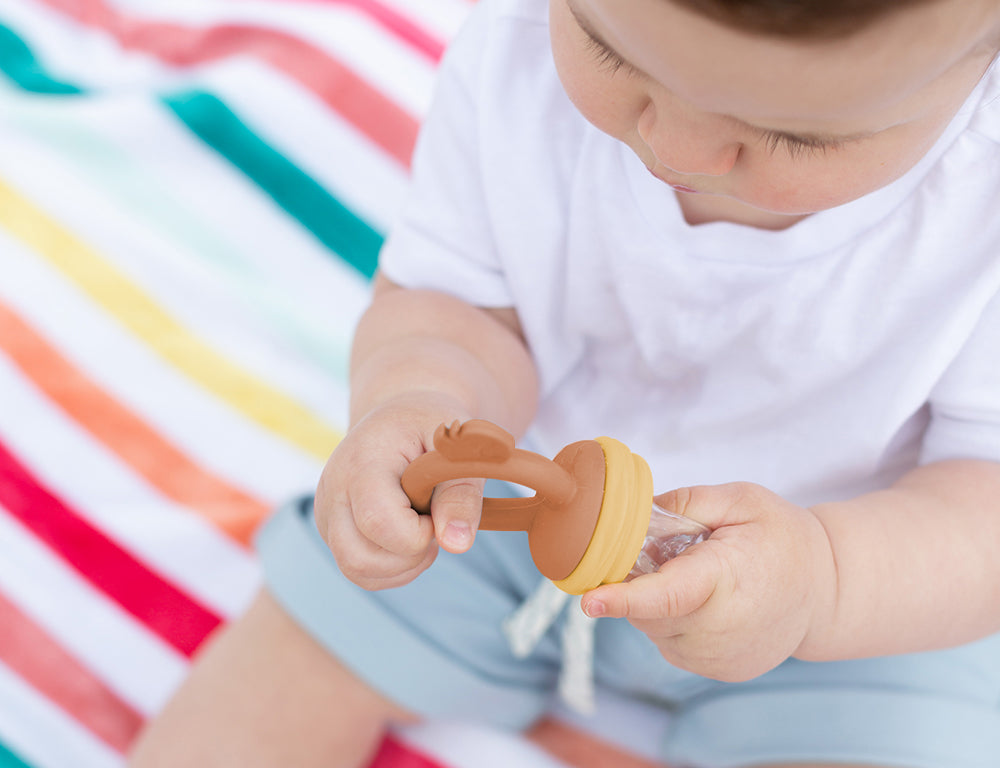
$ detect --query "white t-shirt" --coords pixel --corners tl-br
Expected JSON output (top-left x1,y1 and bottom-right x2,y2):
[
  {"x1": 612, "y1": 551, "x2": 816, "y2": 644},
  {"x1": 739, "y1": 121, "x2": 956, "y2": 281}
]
[{"x1": 380, "y1": 0, "x2": 1000, "y2": 506}]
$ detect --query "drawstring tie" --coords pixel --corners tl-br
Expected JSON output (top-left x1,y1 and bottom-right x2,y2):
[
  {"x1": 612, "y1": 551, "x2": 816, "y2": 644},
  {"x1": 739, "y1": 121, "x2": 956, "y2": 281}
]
[{"x1": 502, "y1": 578, "x2": 598, "y2": 715}]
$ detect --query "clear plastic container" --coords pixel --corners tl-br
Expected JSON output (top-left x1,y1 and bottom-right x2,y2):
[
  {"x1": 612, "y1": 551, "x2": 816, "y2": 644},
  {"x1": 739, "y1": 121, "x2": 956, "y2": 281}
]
[{"x1": 627, "y1": 503, "x2": 710, "y2": 580}]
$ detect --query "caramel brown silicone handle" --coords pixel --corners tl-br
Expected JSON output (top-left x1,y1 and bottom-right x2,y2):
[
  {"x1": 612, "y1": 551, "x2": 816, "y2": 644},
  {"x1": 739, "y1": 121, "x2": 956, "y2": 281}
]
[{"x1": 400, "y1": 420, "x2": 606, "y2": 581}]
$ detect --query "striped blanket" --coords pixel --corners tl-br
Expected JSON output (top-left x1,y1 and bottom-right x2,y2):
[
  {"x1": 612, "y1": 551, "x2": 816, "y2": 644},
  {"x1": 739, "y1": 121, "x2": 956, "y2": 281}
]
[{"x1": 0, "y1": 1, "x2": 666, "y2": 766}]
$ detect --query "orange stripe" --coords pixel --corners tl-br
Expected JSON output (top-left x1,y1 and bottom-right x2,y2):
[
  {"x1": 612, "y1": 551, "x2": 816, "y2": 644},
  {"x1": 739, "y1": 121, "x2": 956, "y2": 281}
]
[
  {"x1": 0, "y1": 299, "x2": 269, "y2": 545},
  {"x1": 527, "y1": 717, "x2": 665, "y2": 768}
]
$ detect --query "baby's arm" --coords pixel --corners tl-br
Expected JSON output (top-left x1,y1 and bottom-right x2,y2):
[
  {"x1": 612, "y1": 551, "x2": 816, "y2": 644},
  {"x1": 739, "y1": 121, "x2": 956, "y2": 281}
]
[
  {"x1": 582, "y1": 459, "x2": 1000, "y2": 681},
  {"x1": 314, "y1": 273, "x2": 538, "y2": 590},
  {"x1": 802, "y1": 458, "x2": 1000, "y2": 658}
]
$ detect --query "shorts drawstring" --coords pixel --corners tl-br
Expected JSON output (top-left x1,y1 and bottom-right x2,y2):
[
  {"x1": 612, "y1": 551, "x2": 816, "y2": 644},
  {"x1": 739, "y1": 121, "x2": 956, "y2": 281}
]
[{"x1": 502, "y1": 578, "x2": 597, "y2": 715}]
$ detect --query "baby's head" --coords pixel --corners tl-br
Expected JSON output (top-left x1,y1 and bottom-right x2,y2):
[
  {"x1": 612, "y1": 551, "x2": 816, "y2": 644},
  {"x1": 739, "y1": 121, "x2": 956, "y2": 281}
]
[
  {"x1": 549, "y1": 0, "x2": 1000, "y2": 224},
  {"x1": 659, "y1": 0, "x2": 942, "y2": 39}
]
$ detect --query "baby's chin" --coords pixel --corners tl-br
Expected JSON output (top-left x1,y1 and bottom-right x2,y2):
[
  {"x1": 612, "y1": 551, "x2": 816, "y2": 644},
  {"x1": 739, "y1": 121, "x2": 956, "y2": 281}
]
[{"x1": 674, "y1": 188, "x2": 816, "y2": 229}]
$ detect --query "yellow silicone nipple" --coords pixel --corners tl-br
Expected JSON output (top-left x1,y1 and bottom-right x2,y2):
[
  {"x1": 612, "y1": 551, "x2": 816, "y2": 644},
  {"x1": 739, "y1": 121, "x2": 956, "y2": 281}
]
[
  {"x1": 400, "y1": 420, "x2": 656, "y2": 596},
  {"x1": 551, "y1": 436, "x2": 653, "y2": 595}
]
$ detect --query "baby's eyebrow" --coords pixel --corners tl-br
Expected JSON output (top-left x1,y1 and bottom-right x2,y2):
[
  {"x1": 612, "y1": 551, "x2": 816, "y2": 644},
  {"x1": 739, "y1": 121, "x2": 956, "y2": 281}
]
[{"x1": 566, "y1": 0, "x2": 876, "y2": 148}]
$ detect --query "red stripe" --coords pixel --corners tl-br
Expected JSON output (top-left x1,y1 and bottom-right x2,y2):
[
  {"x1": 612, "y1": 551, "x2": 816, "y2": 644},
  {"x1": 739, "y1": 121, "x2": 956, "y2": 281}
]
[
  {"x1": 38, "y1": 0, "x2": 421, "y2": 167},
  {"x1": 290, "y1": 0, "x2": 446, "y2": 61},
  {"x1": 370, "y1": 734, "x2": 449, "y2": 768},
  {"x1": 0, "y1": 591, "x2": 144, "y2": 753},
  {"x1": 0, "y1": 438, "x2": 221, "y2": 657}
]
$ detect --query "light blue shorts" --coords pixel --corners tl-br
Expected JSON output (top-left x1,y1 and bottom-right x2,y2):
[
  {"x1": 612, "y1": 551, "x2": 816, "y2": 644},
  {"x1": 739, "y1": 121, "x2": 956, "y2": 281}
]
[{"x1": 257, "y1": 494, "x2": 1000, "y2": 768}]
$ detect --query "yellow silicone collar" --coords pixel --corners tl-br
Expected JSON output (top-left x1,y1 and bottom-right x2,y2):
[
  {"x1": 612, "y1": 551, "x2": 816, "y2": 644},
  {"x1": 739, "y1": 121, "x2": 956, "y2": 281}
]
[{"x1": 552, "y1": 437, "x2": 653, "y2": 595}]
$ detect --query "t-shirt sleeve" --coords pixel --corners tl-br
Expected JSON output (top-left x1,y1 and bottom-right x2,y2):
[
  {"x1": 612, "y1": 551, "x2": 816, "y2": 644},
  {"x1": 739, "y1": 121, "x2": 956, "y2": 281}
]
[
  {"x1": 377, "y1": 4, "x2": 512, "y2": 308},
  {"x1": 921, "y1": 290, "x2": 1000, "y2": 465}
]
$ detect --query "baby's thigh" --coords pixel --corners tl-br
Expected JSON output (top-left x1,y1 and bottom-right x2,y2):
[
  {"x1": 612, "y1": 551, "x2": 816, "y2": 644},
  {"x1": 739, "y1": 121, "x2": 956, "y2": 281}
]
[
  {"x1": 257, "y1": 493, "x2": 562, "y2": 728},
  {"x1": 129, "y1": 589, "x2": 410, "y2": 767}
]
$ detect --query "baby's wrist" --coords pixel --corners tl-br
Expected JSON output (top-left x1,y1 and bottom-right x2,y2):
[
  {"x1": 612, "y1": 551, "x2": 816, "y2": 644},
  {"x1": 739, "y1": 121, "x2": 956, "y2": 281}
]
[
  {"x1": 793, "y1": 508, "x2": 843, "y2": 662},
  {"x1": 350, "y1": 391, "x2": 475, "y2": 430}
]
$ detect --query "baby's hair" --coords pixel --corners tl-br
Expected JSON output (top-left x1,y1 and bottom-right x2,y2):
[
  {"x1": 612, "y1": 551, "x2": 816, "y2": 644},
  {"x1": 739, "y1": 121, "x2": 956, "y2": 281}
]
[{"x1": 668, "y1": 0, "x2": 936, "y2": 38}]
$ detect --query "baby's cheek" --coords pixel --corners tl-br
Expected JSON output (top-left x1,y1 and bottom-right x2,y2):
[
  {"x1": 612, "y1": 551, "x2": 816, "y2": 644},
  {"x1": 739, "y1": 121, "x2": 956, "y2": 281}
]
[
  {"x1": 745, "y1": 166, "x2": 867, "y2": 216},
  {"x1": 773, "y1": 141, "x2": 923, "y2": 215}
]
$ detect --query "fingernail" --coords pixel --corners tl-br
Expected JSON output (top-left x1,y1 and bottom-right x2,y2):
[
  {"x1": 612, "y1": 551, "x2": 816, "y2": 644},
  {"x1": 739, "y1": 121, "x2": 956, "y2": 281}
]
[
  {"x1": 443, "y1": 521, "x2": 472, "y2": 550},
  {"x1": 583, "y1": 600, "x2": 605, "y2": 618}
]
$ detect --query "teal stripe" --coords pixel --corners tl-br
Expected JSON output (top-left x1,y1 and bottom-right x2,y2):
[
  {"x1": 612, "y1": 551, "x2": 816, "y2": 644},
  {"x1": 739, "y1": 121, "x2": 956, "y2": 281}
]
[
  {"x1": 0, "y1": 739, "x2": 32, "y2": 768},
  {"x1": 0, "y1": 23, "x2": 381, "y2": 280},
  {"x1": 1, "y1": 100, "x2": 353, "y2": 380},
  {"x1": 0, "y1": 23, "x2": 80, "y2": 95},
  {"x1": 164, "y1": 90, "x2": 383, "y2": 280}
]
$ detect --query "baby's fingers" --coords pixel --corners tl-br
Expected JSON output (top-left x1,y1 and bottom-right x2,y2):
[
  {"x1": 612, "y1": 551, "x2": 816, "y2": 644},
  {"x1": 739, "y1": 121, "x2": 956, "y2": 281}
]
[
  {"x1": 348, "y1": 473, "x2": 435, "y2": 557},
  {"x1": 430, "y1": 478, "x2": 485, "y2": 554},
  {"x1": 327, "y1": 509, "x2": 439, "y2": 590},
  {"x1": 582, "y1": 547, "x2": 722, "y2": 620}
]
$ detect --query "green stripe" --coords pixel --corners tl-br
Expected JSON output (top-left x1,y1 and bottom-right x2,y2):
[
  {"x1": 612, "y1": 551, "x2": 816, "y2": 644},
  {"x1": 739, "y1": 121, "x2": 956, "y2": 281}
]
[
  {"x1": 0, "y1": 739, "x2": 32, "y2": 768},
  {"x1": 164, "y1": 90, "x2": 383, "y2": 280},
  {"x1": 0, "y1": 23, "x2": 81, "y2": 95}
]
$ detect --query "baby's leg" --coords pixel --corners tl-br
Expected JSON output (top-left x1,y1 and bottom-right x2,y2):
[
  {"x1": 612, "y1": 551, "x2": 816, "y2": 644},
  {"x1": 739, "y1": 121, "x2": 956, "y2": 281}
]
[{"x1": 128, "y1": 588, "x2": 414, "y2": 768}]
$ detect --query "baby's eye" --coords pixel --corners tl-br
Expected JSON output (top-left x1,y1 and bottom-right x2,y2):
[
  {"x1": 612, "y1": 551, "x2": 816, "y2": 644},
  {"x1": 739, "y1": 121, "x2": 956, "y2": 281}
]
[
  {"x1": 584, "y1": 36, "x2": 637, "y2": 77},
  {"x1": 761, "y1": 130, "x2": 845, "y2": 159}
]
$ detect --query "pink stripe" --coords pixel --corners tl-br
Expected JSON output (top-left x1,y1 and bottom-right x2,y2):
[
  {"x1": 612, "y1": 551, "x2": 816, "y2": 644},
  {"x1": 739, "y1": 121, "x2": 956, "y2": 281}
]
[
  {"x1": 0, "y1": 591, "x2": 144, "y2": 753},
  {"x1": 38, "y1": 0, "x2": 421, "y2": 167},
  {"x1": 287, "y1": 0, "x2": 445, "y2": 61},
  {"x1": 370, "y1": 734, "x2": 449, "y2": 768},
  {"x1": 0, "y1": 438, "x2": 222, "y2": 657}
]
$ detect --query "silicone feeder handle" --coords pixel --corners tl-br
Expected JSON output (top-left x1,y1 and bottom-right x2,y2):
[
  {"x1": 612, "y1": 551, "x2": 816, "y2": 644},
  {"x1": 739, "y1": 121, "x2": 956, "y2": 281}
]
[
  {"x1": 400, "y1": 419, "x2": 607, "y2": 581},
  {"x1": 400, "y1": 420, "x2": 575, "y2": 530}
]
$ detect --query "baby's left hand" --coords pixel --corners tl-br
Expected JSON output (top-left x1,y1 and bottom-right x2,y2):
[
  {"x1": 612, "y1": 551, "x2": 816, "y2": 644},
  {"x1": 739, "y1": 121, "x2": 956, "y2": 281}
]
[{"x1": 581, "y1": 482, "x2": 837, "y2": 682}]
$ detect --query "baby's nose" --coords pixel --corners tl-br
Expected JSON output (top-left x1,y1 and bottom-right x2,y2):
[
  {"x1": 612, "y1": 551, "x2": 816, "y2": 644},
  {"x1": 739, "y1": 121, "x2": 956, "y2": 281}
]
[{"x1": 638, "y1": 102, "x2": 740, "y2": 177}]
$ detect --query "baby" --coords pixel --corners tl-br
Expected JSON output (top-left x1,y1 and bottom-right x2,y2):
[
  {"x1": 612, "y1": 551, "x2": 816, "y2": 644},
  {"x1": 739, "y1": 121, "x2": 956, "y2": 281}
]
[{"x1": 131, "y1": 0, "x2": 1000, "y2": 766}]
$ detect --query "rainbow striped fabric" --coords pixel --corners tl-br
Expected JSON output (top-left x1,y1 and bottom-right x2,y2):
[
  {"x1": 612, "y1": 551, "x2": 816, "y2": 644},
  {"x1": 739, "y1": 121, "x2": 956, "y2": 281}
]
[
  {"x1": 0, "y1": 0, "x2": 515, "y2": 765},
  {"x1": 0, "y1": 2, "x2": 666, "y2": 765}
]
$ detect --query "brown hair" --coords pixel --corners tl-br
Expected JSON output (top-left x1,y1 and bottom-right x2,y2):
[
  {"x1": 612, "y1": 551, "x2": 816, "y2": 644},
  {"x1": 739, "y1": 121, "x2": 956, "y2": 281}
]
[{"x1": 668, "y1": 0, "x2": 938, "y2": 38}]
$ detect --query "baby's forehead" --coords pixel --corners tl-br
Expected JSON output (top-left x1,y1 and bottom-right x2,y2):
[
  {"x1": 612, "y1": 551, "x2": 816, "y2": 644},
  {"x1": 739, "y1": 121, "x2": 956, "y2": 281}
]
[{"x1": 580, "y1": 0, "x2": 999, "y2": 124}]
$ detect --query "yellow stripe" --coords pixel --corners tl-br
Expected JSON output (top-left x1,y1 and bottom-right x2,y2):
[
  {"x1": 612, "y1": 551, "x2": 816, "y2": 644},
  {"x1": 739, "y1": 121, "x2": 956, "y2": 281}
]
[{"x1": 0, "y1": 177, "x2": 342, "y2": 460}]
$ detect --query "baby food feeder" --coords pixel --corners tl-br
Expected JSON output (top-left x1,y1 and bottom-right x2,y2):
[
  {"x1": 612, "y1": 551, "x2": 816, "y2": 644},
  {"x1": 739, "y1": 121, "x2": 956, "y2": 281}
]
[{"x1": 401, "y1": 419, "x2": 708, "y2": 594}]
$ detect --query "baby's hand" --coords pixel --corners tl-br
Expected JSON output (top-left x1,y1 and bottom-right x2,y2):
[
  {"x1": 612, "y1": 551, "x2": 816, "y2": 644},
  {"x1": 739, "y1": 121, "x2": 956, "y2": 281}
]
[
  {"x1": 581, "y1": 483, "x2": 837, "y2": 682},
  {"x1": 314, "y1": 398, "x2": 484, "y2": 591}
]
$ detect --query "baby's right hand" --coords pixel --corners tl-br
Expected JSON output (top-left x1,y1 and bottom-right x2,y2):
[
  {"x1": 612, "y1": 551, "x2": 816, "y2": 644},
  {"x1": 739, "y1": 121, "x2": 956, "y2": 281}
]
[{"x1": 313, "y1": 398, "x2": 485, "y2": 590}]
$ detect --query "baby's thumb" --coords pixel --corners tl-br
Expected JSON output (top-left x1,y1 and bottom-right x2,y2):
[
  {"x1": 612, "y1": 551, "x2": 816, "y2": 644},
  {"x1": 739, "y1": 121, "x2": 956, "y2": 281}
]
[
  {"x1": 582, "y1": 550, "x2": 719, "y2": 621},
  {"x1": 430, "y1": 477, "x2": 485, "y2": 553},
  {"x1": 654, "y1": 482, "x2": 763, "y2": 530}
]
